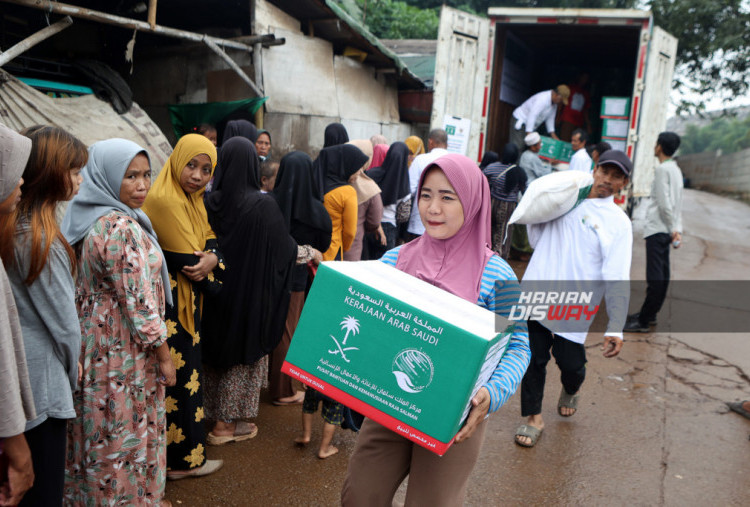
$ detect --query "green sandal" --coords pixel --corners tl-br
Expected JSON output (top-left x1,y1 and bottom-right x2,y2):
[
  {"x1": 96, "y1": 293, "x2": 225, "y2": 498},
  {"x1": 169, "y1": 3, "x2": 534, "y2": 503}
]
[
  {"x1": 557, "y1": 388, "x2": 580, "y2": 417},
  {"x1": 514, "y1": 424, "x2": 543, "y2": 447}
]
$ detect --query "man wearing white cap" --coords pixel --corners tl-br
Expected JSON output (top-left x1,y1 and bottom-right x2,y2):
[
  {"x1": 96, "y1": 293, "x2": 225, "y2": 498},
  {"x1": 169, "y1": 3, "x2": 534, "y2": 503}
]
[
  {"x1": 518, "y1": 132, "x2": 551, "y2": 185},
  {"x1": 509, "y1": 85, "x2": 570, "y2": 151}
]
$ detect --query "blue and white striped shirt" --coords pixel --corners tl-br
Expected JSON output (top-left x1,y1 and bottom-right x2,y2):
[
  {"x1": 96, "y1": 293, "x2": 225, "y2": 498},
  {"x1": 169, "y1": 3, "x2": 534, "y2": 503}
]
[{"x1": 381, "y1": 247, "x2": 531, "y2": 414}]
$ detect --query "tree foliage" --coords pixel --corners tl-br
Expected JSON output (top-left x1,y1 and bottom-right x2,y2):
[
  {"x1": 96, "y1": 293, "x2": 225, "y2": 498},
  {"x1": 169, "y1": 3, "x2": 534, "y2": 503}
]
[
  {"x1": 650, "y1": 0, "x2": 750, "y2": 114},
  {"x1": 344, "y1": 1, "x2": 440, "y2": 39},
  {"x1": 680, "y1": 116, "x2": 750, "y2": 155}
]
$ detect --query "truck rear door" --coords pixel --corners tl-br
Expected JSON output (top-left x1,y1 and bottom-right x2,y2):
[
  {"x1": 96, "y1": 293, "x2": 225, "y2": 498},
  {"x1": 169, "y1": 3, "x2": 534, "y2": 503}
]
[
  {"x1": 431, "y1": 6, "x2": 491, "y2": 162},
  {"x1": 630, "y1": 26, "x2": 678, "y2": 197}
]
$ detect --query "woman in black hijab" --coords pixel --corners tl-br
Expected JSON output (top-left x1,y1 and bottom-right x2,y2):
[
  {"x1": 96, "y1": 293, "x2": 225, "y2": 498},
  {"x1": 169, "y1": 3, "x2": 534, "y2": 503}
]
[
  {"x1": 222, "y1": 119, "x2": 258, "y2": 146},
  {"x1": 201, "y1": 137, "x2": 322, "y2": 443},
  {"x1": 479, "y1": 150, "x2": 499, "y2": 170},
  {"x1": 367, "y1": 141, "x2": 411, "y2": 258},
  {"x1": 313, "y1": 144, "x2": 368, "y2": 261},
  {"x1": 268, "y1": 151, "x2": 332, "y2": 405},
  {"x1": 323, "y1": 122, "x2": 349, "y2": 148}
]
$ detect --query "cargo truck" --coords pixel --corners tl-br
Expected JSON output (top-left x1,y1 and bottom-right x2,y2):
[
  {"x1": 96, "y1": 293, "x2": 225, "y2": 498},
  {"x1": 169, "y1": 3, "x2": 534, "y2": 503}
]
[{"x1": 430, "y1": 6, "x2": 678, "y2": 205}]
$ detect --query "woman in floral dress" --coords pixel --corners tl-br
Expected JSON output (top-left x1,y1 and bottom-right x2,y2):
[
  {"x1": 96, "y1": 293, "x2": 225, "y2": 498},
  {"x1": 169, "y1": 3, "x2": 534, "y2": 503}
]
[{"x1": 62, "y1": 139, "x2": 176, "y2": 506}]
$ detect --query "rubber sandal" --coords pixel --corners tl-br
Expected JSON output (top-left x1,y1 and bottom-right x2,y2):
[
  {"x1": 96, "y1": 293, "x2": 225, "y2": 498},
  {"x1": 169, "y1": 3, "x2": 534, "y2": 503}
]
[
  {"x1": 727, "y1": 401, "x2": 750, "y2": 421},
  {"x1": 207, "y1": 421, "x2": 258, "y2": 446},
  {"x1": 167, "y1": 459, "x2": 224, "y2": 480},
  {"x1": 514, "y1": 424, "x2": 543, "y2": 447},
  {"x1": 272, "y1": 392, "x2": 305, "y2": 406},
  {"x1": 557, "y1": 387, "x2": 580, "y2": 417}
]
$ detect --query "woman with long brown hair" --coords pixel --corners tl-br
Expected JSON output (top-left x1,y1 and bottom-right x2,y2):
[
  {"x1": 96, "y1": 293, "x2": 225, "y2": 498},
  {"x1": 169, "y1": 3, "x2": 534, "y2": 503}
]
[{"x1": 0, "y1": 125, "x2": 87, "y2": 506}]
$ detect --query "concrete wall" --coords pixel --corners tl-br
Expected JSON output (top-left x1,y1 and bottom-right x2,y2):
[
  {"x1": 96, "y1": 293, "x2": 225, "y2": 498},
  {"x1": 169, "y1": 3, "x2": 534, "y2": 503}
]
[
  {"x1": 264, "y1": 112, "x2": 423, "y2": 159},
  {"x1": 130, "y1": 45, "x2": 254, "y2": 144},
  {"x1": 130, "y1": 0, "x2": 420, "y2": 152},
  {"x1": 677, "y1": 148, "x2": 750, "y2": 193},
  {"x1": 254, "y1": 0, "x2": 418, "y2": 159}
]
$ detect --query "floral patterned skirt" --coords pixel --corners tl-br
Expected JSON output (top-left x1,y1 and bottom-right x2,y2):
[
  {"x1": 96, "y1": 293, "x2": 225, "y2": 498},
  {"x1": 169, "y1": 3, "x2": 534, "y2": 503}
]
[{"x1": 203, "y1": 356, "x2": 268, "y2": 421}]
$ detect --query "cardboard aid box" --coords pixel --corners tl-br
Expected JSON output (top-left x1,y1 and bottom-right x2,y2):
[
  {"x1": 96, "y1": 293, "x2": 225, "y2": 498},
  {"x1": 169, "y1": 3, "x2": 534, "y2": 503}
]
[
  {"x1": 539, "y1": 136, "x2": 573, "y2": 163},
  {"x1": 282, "y1": 261, "x2": 513, "y2": 456}
]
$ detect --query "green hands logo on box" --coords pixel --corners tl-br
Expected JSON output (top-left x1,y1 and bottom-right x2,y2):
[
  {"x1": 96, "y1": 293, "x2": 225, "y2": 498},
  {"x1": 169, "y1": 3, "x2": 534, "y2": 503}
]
[{"x1": 392, "y1": 349, "x2": 434, "y2": 393}]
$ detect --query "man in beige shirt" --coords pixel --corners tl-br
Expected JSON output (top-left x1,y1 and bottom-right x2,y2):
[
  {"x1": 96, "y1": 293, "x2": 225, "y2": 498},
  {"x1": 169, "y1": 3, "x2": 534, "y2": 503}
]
[{"x1": 624, "y1": 132, "x2": 683, "y2": 333}]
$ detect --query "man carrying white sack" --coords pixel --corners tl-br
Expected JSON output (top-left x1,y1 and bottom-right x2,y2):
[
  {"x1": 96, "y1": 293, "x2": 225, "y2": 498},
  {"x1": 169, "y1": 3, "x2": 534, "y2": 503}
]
[{"x1": 514, "y1": 150, "x2": 633, "y2": 448}]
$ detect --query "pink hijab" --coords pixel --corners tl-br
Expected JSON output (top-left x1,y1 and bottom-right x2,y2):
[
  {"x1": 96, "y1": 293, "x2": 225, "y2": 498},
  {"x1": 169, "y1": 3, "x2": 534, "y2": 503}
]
[
  {"x1": 370, "y1": 143, "x2": 389, "y2": 169},
  {"x1": 395, "y1": 153, "x2": 494, "y2": 303}
]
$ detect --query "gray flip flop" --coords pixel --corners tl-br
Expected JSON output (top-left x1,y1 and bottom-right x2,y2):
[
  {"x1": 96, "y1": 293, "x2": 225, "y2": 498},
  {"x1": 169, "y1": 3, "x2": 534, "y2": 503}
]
[
  {"x1": 728, "y1": 401, "x2": 750, "y2": 420},
  {"x1": 558, "y1": 387, "x2": 580, "y2": 417},
  {"x1": 514, "y1": 424, "x2": 543, "y2": 447}
]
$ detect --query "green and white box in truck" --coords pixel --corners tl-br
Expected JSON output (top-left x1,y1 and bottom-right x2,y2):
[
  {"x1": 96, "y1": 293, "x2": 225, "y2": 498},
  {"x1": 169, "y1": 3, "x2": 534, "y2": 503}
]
[{"x1": 430, "y1": 6, "x2": 678, "y2": 208}]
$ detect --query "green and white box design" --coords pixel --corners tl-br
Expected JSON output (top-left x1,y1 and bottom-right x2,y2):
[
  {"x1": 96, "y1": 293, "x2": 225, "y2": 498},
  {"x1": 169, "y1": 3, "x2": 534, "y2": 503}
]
[
  {"x1": 601, "y1": 118, "x2": 629, "y2": 138},
  {"x1": 600, "y1": 96, "x2": 631, "y2": 118},
  {"x1": 282, "y1": 261, "x2": 513, "y2": 455}
]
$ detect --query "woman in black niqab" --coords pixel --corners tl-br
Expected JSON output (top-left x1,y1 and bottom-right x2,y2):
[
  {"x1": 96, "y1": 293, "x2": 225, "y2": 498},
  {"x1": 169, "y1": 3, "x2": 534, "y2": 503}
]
[
  {"x1": 323, "y1": 122, "x2": 349, "y2": 147},
  {"x1": 202, "y1": 136, "x2": 298, "y2": 437}
]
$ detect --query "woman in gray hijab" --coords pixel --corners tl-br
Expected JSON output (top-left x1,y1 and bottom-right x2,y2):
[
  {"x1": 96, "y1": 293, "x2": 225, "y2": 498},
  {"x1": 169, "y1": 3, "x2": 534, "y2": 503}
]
[
  {"x1": 62, "y1": 139, "x2": 176, "y2": 507},
  {"x1": 0, "y1": 124, "x2": 35, "y2": 506}
]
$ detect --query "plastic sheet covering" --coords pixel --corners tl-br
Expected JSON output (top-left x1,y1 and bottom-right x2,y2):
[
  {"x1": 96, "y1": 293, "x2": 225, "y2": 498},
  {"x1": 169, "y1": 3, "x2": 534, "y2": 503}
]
[
  {"x1": 168, "y1": 96, "x2": 267, "y2": 139},
  {"x1": 0, "y1": 70, "x2": 172, "y2": 172}
]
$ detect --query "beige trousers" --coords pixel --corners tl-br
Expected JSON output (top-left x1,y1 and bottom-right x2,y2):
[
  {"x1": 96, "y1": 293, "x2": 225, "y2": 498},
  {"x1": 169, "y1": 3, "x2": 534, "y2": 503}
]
[{"x1": 341, "y1": 418, "x2": 487, "y2": 507}]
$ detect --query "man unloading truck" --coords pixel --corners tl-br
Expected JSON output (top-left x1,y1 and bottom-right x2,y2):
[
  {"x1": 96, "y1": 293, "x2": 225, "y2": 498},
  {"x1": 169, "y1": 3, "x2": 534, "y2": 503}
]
[{"x1": 509, "y1": 85, "x2": 570, "y2": 151}]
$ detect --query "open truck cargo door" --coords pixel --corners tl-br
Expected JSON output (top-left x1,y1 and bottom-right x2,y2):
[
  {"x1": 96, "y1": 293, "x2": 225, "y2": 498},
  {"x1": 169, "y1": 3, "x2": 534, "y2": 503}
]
[
  {"x1": 431, "y1": 6, "x2": 491, "y2": 162},
  {"x1": 630, "y1": 25, "x2": 678, "y2": 198}
]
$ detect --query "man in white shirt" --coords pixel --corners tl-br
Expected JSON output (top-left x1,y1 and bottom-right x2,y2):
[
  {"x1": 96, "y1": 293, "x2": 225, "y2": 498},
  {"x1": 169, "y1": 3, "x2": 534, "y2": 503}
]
[
  {"x1": 567, "y1": 128, "x2": 592, "y2": 173},
  {"x1": 624, "y1": 132, "x2": 684, "y2": 333},
  {"x1": 509, "y1": 85, "x2": 570, "y2": 151},
  {"x1": 405, "y1": 129, "x2": 448, "y2": 239},
  {"x1": 514, "y1": 150, "x2": 633, "y2": 448}
]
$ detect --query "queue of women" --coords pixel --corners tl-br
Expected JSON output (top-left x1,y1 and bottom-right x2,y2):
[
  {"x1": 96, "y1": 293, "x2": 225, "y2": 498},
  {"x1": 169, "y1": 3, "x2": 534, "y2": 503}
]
[{"x1": 0, "y1": 117, "x2": 530, "y2": 506}]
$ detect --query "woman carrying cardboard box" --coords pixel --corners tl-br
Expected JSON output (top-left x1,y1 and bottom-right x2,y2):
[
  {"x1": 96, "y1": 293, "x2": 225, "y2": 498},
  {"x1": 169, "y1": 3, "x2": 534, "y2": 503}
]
[{"x1": 341, "y1": 153, "x2": 531, "y2": 506}]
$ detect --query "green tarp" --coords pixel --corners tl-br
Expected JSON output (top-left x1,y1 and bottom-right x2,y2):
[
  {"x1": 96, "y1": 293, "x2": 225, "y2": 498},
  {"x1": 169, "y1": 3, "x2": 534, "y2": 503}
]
[{"x1": 168, "y1": 97, "x2": 267, "y2": 139}]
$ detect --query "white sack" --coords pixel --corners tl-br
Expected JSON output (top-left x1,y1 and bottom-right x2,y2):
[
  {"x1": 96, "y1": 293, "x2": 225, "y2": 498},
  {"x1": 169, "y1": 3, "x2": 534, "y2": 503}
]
[{"x1": 509, "y1": 170, "x2": 593, "y2": 225}]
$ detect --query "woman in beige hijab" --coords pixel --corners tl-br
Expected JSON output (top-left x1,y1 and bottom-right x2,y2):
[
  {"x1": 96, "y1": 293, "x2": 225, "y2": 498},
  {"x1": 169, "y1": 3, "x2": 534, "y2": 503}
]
[{"x1": 343, "y1": 140, "x2": 385, "y2": 260}]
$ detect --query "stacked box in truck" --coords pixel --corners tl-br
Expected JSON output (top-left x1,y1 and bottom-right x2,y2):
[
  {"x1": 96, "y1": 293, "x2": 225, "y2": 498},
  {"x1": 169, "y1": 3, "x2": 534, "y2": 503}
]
[{"x1": 430, "y1": 7, "x2": 678, "y2": 205}]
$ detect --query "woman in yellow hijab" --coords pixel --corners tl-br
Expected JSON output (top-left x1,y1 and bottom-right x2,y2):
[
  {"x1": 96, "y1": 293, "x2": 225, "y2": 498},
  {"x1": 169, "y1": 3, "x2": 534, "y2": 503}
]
[
  {"x1": 142, "y1": 133, "x2": 224, "y2": 479},
  {"x1": 405, "y1": 135, "x2": 425, "y2": 167}
]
